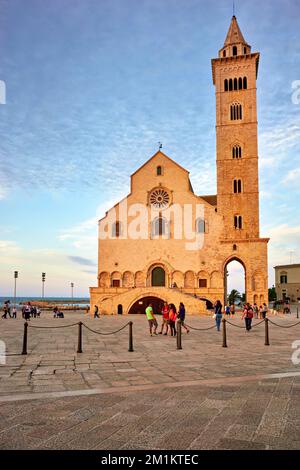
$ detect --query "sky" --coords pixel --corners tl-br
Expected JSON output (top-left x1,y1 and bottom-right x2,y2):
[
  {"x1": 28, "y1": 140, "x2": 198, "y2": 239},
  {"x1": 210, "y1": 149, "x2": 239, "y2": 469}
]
[{"x1": 0, "y1": 0, "x2": 299, "y2": 297}]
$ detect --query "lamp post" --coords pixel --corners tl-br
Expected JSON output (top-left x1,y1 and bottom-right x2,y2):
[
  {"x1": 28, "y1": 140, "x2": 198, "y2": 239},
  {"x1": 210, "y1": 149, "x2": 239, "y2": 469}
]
[
  {"x1": 14, "y1": 271, "x2": 18, "y2": 309},
  {"x1": 42, "y1": 273, "x2": 46, "y2": 302},
  {"x1": 71, "y1": 282, "x2": 74, "y2": 311}
]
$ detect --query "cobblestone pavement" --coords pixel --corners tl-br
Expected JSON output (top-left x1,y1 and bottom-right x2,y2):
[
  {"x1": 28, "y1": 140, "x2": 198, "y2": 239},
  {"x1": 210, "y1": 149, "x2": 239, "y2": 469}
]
[{"x1": 0, "y1": 313, "x2": 300, "y2": 449}]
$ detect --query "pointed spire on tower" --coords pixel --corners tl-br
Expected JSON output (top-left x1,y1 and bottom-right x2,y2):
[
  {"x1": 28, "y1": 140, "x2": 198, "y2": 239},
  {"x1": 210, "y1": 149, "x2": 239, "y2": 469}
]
[{"x1": 224, "y1": 15, "x2": 248, "y2": 47}]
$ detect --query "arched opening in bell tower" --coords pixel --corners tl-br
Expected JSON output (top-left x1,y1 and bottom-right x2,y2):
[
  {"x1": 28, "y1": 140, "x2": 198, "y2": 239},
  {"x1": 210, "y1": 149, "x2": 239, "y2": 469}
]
[{"x1": 224, "y1": 258, "x2": 246, "y2": 308}]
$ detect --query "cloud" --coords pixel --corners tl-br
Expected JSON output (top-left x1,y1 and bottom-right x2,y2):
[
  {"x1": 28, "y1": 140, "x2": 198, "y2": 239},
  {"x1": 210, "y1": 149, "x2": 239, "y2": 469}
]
[
  {"x1": 283, "y1": 167, "x2": 300, "y2": 184},
  {"x1": 68, "y1": 255, "x2": 96, "y2": 266}
]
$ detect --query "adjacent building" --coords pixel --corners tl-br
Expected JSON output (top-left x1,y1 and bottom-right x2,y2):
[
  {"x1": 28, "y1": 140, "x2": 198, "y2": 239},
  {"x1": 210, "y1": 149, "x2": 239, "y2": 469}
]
[{"x1": 274, "y1": 264, "x2": 300, "y2": 302}]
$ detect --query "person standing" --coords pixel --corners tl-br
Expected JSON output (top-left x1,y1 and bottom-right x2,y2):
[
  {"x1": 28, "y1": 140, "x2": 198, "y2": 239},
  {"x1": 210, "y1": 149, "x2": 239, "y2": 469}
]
[
  {"x1": 168, "y1": 303, "x2": 177, "y2": 337},
  {"x1": 262, "y1": 303, "x2": 268, "y2": 319},
  {"x1": 159, "y1": 302, "x2": 169, "y2": 335},
  {"x1": 177, "y1": 302, "x2": 190, "y2": 333},
  {"x1": 12, "y1": 306, "x2": 17, "y2": 319},
  {"x1": 225, "y1": 304, "x2": 230, "y2": 317},
  {"x1": 214, "y1": 300, "x2": 223, "y2": 331},
  {"x1": 24, "y1": 303, "x2": 31, "y2": 321},
  {"x1": 230, "y1": 303, "x2": 235, "y2": 317},
  {"x1": 242, "y1": 303, "x2": 253, "y2": 331},
  {"x1": 253, "y1": 303, "x2": 259, "y2": 319},
  {"x1": 94, "y1": 305, "x2": 99, "y2": 318},
  {"x1": 1, "y1": 303, "x2": 8, "y2": 319},
  {"x1": 145, "y1": 302, "x2": 158, "y2": 336}
]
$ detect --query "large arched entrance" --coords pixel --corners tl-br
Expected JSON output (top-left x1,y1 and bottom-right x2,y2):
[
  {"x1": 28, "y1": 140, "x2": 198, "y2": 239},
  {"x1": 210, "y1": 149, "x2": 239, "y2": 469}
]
[
  {"x1": 128, "y1": 296, "x2": 165, "y2": 315},
  {"x1": 151, "y1": 267, "x2": 165, "y2": 287},
  {"x1": 224, "y1": 257, "x2": 246, "y2": 307}
]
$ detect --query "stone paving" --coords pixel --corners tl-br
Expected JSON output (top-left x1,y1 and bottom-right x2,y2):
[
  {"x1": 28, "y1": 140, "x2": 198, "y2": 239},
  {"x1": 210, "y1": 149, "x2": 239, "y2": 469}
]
[{"x1": 0, "y1": 312, "x2": 300, "y2": 449}]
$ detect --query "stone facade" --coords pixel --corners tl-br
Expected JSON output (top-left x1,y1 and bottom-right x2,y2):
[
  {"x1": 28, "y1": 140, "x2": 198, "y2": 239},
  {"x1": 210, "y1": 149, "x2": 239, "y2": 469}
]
[
  {"x1": 90, "y1": 16, "x2": 269, "y2": 315},
  {"x1": 275, "y1": 264, "x2": 300, "y2": 302}
]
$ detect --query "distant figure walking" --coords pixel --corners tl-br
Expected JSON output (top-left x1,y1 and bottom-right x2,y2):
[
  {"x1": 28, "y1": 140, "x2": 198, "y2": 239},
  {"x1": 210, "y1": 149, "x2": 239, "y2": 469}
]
[
  {"x1": 159, "y1": 302, "x2": 169, "y2": 335},
  {"x1": 262, "y1": 303, "x2": 268, "y2": 319},
  {"x1": 12, "y1": 307, "x2": 17, "y2": 319},
  {"x1": 253, "y1": 303, "x2": 259, "y2": 319},
  {"x1": 225, "y1": 304, "x2": 230, "y2": 317},
  {"x1": 53, "y1": 306, "x2": 58, "y2": 318},
  {"x1": 1, "y1": 303, "x2": 8, "y2": 319},
  {"x1": 242, "y1": 303, "x2": 253, "y2": 331},
  {"x1": 177, "y1": 302, "x2": 190, "y2": 333},
  {"x1": 94, "y1": 305, "x2": 99, "y2": 318},
  {"x1": 145, "y1": 302, "x2": 158, "y2": 336},
  {"x1": 24, "y1": 303, "x2": 31, "y2": 321},
  {"x1": 214, "y1": 300, "x2": 223, "y2": 331},
  {"x1": 168, "y1": 303, "x2": 177, "y2": 337},
  {"x1": 230, "y1": 303, "x2": 235, "y2": 317}
]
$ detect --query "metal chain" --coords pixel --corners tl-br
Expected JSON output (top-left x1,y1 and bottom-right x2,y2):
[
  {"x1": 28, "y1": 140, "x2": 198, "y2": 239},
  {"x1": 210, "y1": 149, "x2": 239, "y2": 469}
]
[
  {"x1": 82, "y1": 322, "x2": 130, "y2": 335},
  {"x1": 268, "y1": 319, "x2": 300, "y2": 329},
  {"x1": 184, "y1": 323, "x2": 216, "y2": 331},
  {"x1": 27, "y1": 322, "x2": 79, "y2": 329}
]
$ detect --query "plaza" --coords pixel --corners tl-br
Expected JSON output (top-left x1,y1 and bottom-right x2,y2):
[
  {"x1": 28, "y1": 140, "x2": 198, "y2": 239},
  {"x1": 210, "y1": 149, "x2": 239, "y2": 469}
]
[{"x1": 0, "y1": 311, "x2": 300, "y2": 450}]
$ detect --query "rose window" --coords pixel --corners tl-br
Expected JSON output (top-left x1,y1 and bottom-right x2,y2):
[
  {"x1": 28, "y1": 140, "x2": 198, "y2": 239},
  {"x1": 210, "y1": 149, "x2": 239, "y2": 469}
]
[{"x1": 149, "y1": 188, "x2": 170, "y2": 209}]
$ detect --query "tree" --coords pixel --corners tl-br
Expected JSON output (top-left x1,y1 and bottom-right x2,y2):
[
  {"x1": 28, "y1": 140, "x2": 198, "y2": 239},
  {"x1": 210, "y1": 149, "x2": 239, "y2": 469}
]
[
  {"x1": 228, "y1": 289, "x2": 242, "y2": 305},
  {"x1": 268, "y1": 286, "x2": 277, "y2": 302}
]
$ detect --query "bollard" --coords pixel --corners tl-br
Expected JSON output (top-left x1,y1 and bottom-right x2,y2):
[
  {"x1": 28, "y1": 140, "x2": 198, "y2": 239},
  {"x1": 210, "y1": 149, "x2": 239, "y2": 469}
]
[
  {"x1": 22, "y1": 322, "x2": 28, "y2": 355},
  {"x1": 297, "y1": 307, "x2": 299, "y2": 319},
  {"x1": 177, "y1": 320, "x2": 182, "y2": 350},
  {"x1": 222, "y1": 318, "x2": 227, "y2": 348},
  {"x1": 128, "y1": 321, "x2": 134, "y2": 352},
  {"x1": 77, "y1": 322, "x2": 83, "y2": 353},
  {"x1": 264, "y1": 317, "x2": 270, "y2": 346}
]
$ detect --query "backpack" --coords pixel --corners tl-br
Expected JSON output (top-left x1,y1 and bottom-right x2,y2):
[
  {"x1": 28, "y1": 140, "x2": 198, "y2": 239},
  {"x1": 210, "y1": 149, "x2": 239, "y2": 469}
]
[{"x1": 247, "y1": 308, "x2": 254, "y2": 318}]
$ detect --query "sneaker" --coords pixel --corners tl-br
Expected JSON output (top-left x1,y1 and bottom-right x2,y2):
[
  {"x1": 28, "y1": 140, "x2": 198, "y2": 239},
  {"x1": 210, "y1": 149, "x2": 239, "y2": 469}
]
[
  {"x1": 187, "y1": 330, "x2": 190, "y2": 334},
  {"x1": 150, "y1": 333, "x2": 153, "y2": 337},
  {"x1": 158, "y1": 332, "x2": 162, "y2": 334},
  {"x1": 163, "y1": 333, "x2": 167, "y2": 336}
]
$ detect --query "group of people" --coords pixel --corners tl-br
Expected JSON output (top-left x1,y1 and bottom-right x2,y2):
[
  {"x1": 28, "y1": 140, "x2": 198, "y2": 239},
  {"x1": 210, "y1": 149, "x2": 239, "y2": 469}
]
[
  {"x1": 214, "y1": 300, "x2": 269, "y2": 332},
  {"x1": 1, "y1": 300, "x2": 17, "y2": 319},
  {"x1": 1, "y1": 301, "x2": 41, "y2": 320},
  {"x1": 145, "y1": 301, "x2": 190, "y2": 337}
]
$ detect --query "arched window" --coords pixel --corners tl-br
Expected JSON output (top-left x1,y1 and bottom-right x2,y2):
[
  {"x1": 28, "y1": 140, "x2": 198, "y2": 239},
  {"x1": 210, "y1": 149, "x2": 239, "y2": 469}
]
[
  {"x1": 232, "y1": 145, "x2": 242, "y2": 159},
  {"x1": 233, "y1": 46, "x2": 237, "y2": 56},
  {"x1": 233, "y1": 179, "x2": 242, "y2": 194},
  {"x1": 224, "y1": 79, "x2": 228, "y2": 91},
  {"x1": 229, "y1": 79, "x2": 233, "y2": 91},
  {"x1": 151, "y1": 267, "x2": 165, "y2": 287},
  {"x1": 230, "y1": 103, "x2": 242, "y2": 121},
  {"x1": 196, "y1": 218, "x2": 206, "y2": 233},
  {"x1": 234, "y1": 215, "x2": 243, "y2": 229},
  {"x1": 156, "y1": 166, "x2": 162, "y2": 176},
  {"x1": 152, "y1": 216, "x2": 167, "y2": 237},
  {"x1": 243, "y1": 76, "x2": 247, "y2": 89},
  {"x1": 233, "y1": 244, "x2": 237, "y2": 251},
  {"x1": 234, "y1": 78, "x2": 238, "y2": 90},
  {"x1": 244, "y1": 47, "x2": 247, "y2": 54},
  {"x1": 223, "y1": 50, "x2": 226, "y2": 57},
  {"x1": 112, "y1": 221, "x2": 122, "y2": 238},
  {"x1": 238, "y1": 77, "x2": 243, "y2": 90}
]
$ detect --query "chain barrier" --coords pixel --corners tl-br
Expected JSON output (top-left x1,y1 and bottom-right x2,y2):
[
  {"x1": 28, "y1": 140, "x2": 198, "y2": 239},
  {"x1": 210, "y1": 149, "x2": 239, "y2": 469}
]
[
  {"x1": 267, "y1": 319, "x2": 300, "y2": 329},
  {"x1": 21, "y1": 320, "x2": 134, "y2": 355},
  {"x1": 82, "y1": 322, "x2": 130, "y2": 335}
]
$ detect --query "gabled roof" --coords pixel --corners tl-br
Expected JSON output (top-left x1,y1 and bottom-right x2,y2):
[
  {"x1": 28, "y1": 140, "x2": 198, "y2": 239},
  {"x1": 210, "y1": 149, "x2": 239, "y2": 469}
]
[
  {"x1": 224, "y1": 15, "x2": 249, "y2": 46},
  {"x1": 131, "y1": 150, "x2": 189, "y2": 177}
]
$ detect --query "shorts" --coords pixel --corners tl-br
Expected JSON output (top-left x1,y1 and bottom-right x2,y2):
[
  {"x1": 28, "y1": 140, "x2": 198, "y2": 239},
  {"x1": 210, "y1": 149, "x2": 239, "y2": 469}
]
[{"x1": 148, "y1": 319, "x2": 157, "y2": 328}]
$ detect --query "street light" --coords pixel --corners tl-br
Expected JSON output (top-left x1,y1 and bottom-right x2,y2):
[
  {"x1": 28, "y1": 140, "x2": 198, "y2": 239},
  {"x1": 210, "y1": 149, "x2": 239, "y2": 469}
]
[
  {"x1": 71, "y1": 282, "x2": 74, "y2": 310},
  {"x1": 42, "y1": 273, "x2": 46, "y2": 302},
  {"x1": 14, "y1": 271, "x2": 18, "y2": 308}
]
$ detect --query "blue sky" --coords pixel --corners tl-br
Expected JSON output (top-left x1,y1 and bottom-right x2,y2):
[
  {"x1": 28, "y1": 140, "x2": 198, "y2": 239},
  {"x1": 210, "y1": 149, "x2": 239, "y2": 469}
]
[{"x1": 0, "y1": 0, "x2": 299, "y2": 297}]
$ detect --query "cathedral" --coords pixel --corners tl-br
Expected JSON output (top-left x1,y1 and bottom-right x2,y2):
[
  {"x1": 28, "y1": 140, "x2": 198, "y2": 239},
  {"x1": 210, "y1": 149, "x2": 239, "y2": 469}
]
[{"x1": 90, "y1": 16, "x2": 269, "y2": 315}]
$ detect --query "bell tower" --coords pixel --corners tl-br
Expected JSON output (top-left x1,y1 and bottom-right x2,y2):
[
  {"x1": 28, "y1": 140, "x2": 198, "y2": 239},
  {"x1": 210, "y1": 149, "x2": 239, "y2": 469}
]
[{"x1": 212, "y1": 15, "x2": 260, "y2": 240}]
